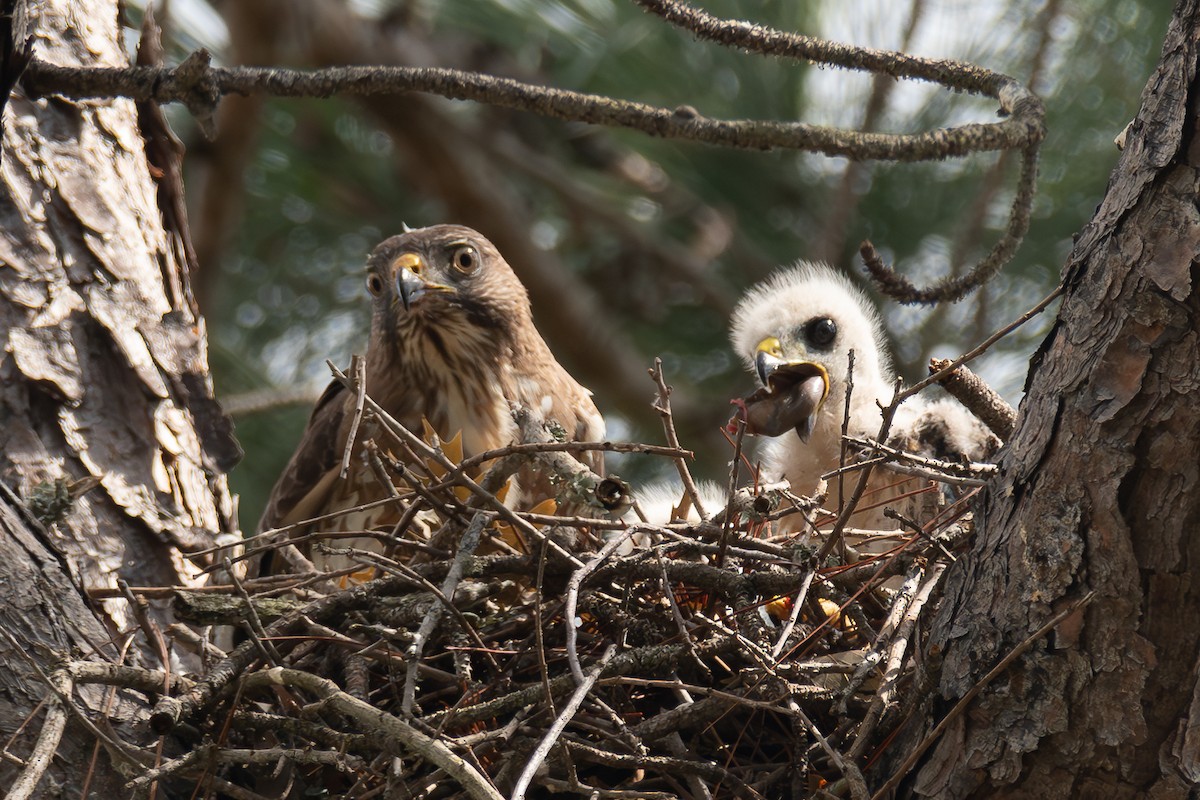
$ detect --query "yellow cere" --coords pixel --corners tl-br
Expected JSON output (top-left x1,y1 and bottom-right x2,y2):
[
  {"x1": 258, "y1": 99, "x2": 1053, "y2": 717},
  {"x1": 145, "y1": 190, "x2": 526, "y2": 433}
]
[
  {"x1": 756, "y1": 336, "x2": 784, "y2": 357},
  {"x1": 394, "y1": 252, "x2": 423, "y2": 273}
]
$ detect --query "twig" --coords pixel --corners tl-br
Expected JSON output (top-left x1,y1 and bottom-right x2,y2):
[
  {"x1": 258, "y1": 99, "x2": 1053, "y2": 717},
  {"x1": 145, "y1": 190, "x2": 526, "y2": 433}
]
[
  {"x1": 534, "y1": 544, "x2": 556, "y2": 716},
  {"x1": 198, "y1": 495, "x2": 405, "y2": 565},
  {"x1": 819, "y1": 455, "x2": 889, "y2": 482},
  {"x1": 565, "y1": 738, "x2": 746, "y2": 787},
  {"x1": 246, "y1": 667, "x2": 505, "y2": 800},
  {"x1": 770, "y1": 569, "x2": 816, "y2": 661},
  {"x1": 635, "y1": 0, "x2": 1039, "y2": 102},
  {"x1": 649, "y1": 358, "x2": 708, "y2": 521},
  {"x1": 604, "y1": 676, "x2": 813, "y2": 709},
  {"x1": 150, "y1": 573, "x2": 417, "y2": 732},
  {"x1": 339, "y1": 355, "x2": 368, "y2": 479},
  {"x1": 117, "y1": 579, "x2": 171, "y2": 677},
  {"x1": 511, "y1": 645, "x2": 617, "y2": 800},
  {"x1": 927, "y1": 357, "x2": 1017, "y2": 440},
  {"x1": 836, "y1": 434, "x2": 997, "y2": 485},
  {"x1": 7, "y1": 668, "x2": 71, "y2": 800},
  {"x1": 896, "y1": 282, "x2": 1065, "y2": 403},
  {"x1": 402, "y1": 512, "x2": 487, "y2": 714},
  {"x1": 125, "y1": 745, "x2": 213, "y2": 794},
  {"x1": 380, "y1": 457, "x2": 473, "y2": 549},
  {"x1": 789, "y1": 700, "x2": 869, "y2": 800},
  {"x1": 0, "y1": 631, "x2": 147, "y2": 772},
  {"x1": 364, "y1": 441, "x2": 407, "y2": 533},
  {"x1": 628, "y1": 693, "x2": 738, "y2": 743},
  {"x1": 328, "y1": 361, "x2": 585, "y2": 568},
  {"x1": 857, "y1": 142, "x2": 1036, "y2": 303},
  {"x1": 871, "y1": 590, "x2": 1097, "y2": 800},
  {"x1": 847, "y1": 561, "x2": 946, "y2": 760},
  {"x1": 165, "y1": 623, "x2": 226, "y2": 665},
  {"x1": 128, "y1": 745, "x2": 364, "y2": 791},
  {"x1": 637, "y1": 0, "x2": 1043, "y2": 300},
  {"x1": 223, "y1": 557, "x2": 283, "y2": 666},
  {"x1": 324, "y1": 548, "x2": 500, "y2": 675},
  {"x1": 838, "y1": 350, "x2": 857, "y2": 531},
  {"x1": 21, "y1": 52, "x2": 1040, "y2": 160},
  {"x1": 539, "y1": 777, "x2": 675, "y2": 799},
  {"x1": 565, "y1": 529, "x2": 638, "y2": 685},
  {"x1": 455, "y1": 440, "x2": 692, "y2": 474},
  {"x1": 818, "y1": 378, "x2": 905, "y2": 562},
  {"x1": 716, "y1": 416, "x2": 748, "y2": 571},
  {"x1": 883, "y1": 508, "x2": 958, "y2": 563},
  {"x1": 656, "y1": 551, "x2": 711, "y2": 681},
  {"x1": 428, "y1": 636, "x2": 741, "y2": 730},
  {"x1": 64, "y1": 660, "x2": 194, "y2": 695},
  {"x1": 658, "y1": 686, "x2": 723, "y2": 800},
  {"x1": 837, "y1": 568, "x2": 924, "y2": 711}
]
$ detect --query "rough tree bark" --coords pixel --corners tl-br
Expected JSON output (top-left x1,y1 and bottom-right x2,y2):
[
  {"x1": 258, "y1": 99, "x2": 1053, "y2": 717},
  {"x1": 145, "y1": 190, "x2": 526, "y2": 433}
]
[
  {"x1": 0, "y1": 0, "x2": 237, "y2": 792},
  {"x1": 894, "y1": 2, "x2": 1200, "y2": 797}
]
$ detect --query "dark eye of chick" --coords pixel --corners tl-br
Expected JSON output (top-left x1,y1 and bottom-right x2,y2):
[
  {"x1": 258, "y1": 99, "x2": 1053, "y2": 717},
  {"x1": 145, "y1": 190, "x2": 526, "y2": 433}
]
[
  {"x1": 366, "y1": 273, "x2": 385, "y2": 296},
  {"x1": 805, "y1": 317, "x2": 837, "y2": 349},
  {"x1": 451, "y1": 245, "x2": 478, "y2": 274}
]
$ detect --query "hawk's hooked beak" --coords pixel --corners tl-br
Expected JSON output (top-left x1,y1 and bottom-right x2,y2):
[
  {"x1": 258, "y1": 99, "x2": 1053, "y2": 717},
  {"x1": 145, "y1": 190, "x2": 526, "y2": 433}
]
[
  {"x1": 738, "y1": 337, "x2": 831, "y2": 442},
  {"x1": 394, "y1": 253, "x2": 455, "y2": 311},
  {"x1": 395, "y1": 253, "x2": 425, "y2": 311}
]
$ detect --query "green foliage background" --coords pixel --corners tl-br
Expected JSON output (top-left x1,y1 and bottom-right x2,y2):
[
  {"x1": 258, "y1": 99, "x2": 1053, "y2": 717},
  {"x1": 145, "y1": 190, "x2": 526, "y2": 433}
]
[{"x1": 149, "y1": 0, "x2": 1170, "y2": 531}]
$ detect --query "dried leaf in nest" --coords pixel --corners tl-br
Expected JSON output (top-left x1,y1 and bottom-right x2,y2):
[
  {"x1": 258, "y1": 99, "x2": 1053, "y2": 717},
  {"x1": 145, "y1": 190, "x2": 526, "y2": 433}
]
[
  {"x1": 495, "y1": 497, "x2": 557, "y2": 552},
  {"x1": 418, "y1": 420, "x2": 510, "y2": 505},
  {"x1": 339, "y1": 565, "x2": 380, "y2": 587},
  {"x1": 420, "y1": 419, "x2": 465, "y2": 494}
]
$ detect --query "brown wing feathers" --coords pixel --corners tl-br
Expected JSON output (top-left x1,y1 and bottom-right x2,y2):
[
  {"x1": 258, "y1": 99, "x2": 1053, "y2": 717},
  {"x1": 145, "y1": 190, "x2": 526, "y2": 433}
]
[{"x1": 258, "y1": 225, "x2": 605, "y2": 558}]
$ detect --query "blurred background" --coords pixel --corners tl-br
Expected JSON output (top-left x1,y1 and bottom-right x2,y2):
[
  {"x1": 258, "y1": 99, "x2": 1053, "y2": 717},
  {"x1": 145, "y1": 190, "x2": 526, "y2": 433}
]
[{"x1": 127, "y1": 0, "x2": 1168, "y2": 531}]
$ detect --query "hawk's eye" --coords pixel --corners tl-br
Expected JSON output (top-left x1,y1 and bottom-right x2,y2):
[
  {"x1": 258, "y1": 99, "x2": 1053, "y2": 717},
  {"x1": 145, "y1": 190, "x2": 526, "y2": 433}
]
[
  {"x1": 805, "y1": 317, "x2": 837, "y2": 349},
  {"x1": 366, "y1": 273, "x2": 385, "y2": 296},
  {"x1": 451, "y1": 245, "x2": 478, "y2": 274}
]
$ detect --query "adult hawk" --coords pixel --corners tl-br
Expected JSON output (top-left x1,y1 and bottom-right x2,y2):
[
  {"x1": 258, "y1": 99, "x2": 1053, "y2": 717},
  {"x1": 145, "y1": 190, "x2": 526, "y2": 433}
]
[
  {"x1": 729, "y1": 263, "x2": 999, "y2": 530},
  {"x1": 259, "y1": 225, "x2": 605, "y2": 567}
]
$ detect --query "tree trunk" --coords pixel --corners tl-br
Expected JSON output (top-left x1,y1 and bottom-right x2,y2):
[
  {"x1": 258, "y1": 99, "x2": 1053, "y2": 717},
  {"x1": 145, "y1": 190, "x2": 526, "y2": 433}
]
[
  {"x1": 0, "y1": 0, "x2": 237, "y2": 792},
  {"x1": 896, "y1": 2, "x2": 1200, "y2": 797}
]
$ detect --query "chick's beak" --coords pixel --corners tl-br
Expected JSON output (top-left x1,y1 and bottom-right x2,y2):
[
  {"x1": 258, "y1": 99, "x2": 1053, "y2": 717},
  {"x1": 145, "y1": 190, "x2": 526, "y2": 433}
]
[
  {"x1": 755, "y1": 348, "x2": 788, "y2": 387},
  {"x1": 738, "y1": 337, "x2": 832, "y2": 442},
  {"x1": 394, "y1": 253, "x2": 426, "y2": 311}
]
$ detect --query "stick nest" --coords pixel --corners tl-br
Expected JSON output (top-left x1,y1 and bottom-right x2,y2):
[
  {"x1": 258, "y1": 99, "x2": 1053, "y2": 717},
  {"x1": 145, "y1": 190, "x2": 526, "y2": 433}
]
[{"x1": 78, "y1": 409, "x2": 984, "y2": 800}]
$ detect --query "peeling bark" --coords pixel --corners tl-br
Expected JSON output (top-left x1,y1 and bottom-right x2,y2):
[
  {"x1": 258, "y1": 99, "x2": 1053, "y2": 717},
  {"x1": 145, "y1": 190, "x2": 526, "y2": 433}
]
[
  {"x1": 890, "y1": 2, "x2": 1200, "y2": 797},
  {"x1": 0, "y1": 0, "x2": 237, "y2": 791}
]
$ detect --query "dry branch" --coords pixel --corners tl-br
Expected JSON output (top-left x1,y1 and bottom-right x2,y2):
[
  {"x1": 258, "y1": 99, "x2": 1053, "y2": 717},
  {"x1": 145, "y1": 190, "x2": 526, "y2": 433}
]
[
  {"x1": 14, "y1": 0, "x2": 1045, "y2": 303},
  {"x1": 7, "y1": 670, "x2": 70, "y2": 800},
  {"x1": 21, "y1": 54, "x2": 1036, "y2": 160},
  {"x1": 926, "y1": 358, "x2": 1018, "y2": 440},
  {"x1": 245, "y1": 667, "x2": 505, "y2": 800}
]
